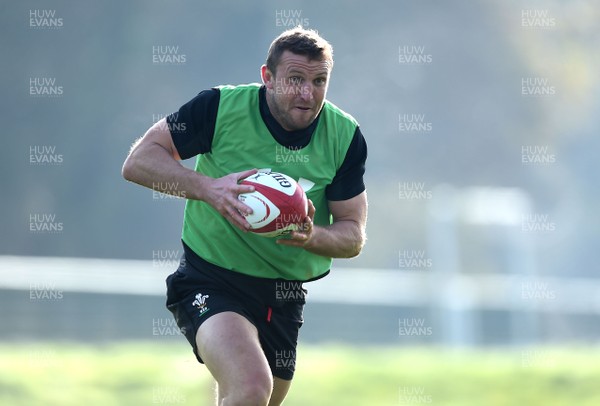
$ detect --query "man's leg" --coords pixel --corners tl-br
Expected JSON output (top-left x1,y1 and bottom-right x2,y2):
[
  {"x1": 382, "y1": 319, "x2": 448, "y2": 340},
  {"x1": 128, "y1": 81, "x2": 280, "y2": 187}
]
[
  {"x1": 196, "y1": 311, "x2": 275, "y2": 406},
  {"x1": 208, "y1": 371, "x2": 291, "y2": 406},
  {"x1": 269, "y1": 377, "x2": 292, "y2": 405}
]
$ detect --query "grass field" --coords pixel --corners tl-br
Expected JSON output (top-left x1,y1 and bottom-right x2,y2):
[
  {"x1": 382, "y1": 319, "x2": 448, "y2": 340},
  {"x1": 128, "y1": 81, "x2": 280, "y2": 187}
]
[{"x1": 1, "y1": 342, "x2": 599, "y2": 405}]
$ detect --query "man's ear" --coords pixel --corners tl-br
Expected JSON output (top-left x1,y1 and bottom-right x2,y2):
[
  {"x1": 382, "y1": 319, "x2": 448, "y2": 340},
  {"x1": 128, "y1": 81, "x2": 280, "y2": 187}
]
[{"x1": 261, "y1": 65, "x2": 274, "y2": 90}]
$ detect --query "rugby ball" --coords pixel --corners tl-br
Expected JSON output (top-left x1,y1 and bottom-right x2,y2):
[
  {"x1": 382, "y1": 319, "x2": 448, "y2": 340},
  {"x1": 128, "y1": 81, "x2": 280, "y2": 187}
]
[{"x1": 238, "y1": 171, "x2": 308, "y2": 237}]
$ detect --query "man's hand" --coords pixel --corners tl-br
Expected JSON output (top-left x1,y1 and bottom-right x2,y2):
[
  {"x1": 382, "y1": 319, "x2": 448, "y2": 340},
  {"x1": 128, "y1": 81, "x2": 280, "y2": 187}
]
[
  {"x1": 203, "y1": 169, "x2": 258, "y2": 232},
  {"x1": 276, "y1": 199, "x2": 316, "y2": 248},
  {"x1": 277, "y1": 192, "x2": 367, "y2": 258}
]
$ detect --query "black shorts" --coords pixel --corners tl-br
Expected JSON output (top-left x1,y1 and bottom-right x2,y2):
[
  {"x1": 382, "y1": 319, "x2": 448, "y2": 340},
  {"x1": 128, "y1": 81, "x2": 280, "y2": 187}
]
[{"x1": 165, "y1": 251, "x2": 307, "y2": 380}]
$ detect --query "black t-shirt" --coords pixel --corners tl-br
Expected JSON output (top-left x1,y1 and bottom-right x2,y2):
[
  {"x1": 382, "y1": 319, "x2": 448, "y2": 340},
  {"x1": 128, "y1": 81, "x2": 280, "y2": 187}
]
[{"x1": 167, "y1": 86, "x2": 367, "y2": 201}]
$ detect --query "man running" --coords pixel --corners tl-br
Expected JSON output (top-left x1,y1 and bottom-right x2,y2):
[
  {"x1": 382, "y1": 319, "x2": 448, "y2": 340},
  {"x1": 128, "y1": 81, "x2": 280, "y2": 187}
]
[{"x1": 122, "y1": 26, "x2": 368, "y2": 406}]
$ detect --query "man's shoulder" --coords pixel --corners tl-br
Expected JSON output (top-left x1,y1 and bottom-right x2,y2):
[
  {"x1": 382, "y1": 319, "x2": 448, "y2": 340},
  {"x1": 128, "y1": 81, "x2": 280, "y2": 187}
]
[
  {"x1": 322, "y1": 99, "x2": 359, "y2": 127},
  {"x1": 214, "y1": 83, "x2": 262, "y2": 93}
]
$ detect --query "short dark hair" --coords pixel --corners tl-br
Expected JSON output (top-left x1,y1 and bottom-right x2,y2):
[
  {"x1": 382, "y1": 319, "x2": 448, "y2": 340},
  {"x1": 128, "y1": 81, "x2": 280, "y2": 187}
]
[{"x1": 266, "y1": 26, "x2": 334, "y2": 75}]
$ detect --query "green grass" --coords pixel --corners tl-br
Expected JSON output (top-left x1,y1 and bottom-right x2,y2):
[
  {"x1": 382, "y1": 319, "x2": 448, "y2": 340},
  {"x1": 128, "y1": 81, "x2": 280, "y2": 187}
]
[{"x1": 1, "y1": 342, "x2": 599, "y2": 405}]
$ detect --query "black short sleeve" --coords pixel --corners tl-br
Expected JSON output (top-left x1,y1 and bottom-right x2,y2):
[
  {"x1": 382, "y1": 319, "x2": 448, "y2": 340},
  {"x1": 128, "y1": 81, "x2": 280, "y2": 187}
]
[
  {"x1": 166, "y1": 88, "x2": 220, "y2": 160},
  {"x1": 325, "y1": 127, "x2": 368, "y2": 201}
]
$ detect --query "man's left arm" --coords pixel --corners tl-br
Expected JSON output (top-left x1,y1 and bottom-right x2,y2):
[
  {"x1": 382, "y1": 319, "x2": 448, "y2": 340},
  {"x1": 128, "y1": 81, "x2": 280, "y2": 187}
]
[{"x1": 277, "y1": 191, "x2": 368, "y2": 258}]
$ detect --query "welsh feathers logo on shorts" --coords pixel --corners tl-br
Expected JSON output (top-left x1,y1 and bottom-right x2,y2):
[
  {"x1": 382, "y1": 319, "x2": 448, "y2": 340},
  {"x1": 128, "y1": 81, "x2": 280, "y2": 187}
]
[{"x1": 192, "y1": 292, "x2": 210, "y2": 317}]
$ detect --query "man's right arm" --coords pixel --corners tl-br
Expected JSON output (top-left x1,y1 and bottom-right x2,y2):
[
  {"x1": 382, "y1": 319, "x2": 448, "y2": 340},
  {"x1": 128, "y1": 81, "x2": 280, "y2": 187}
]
[{"x1": 121, "y1": 118, "x2": 256, "y2": 231}]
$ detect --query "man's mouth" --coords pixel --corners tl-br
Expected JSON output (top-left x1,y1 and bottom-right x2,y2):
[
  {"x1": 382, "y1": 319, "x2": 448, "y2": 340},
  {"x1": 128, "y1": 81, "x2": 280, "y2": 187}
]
[{"x1": 296, "y1": 106, "x2": 311, "y2": 111}]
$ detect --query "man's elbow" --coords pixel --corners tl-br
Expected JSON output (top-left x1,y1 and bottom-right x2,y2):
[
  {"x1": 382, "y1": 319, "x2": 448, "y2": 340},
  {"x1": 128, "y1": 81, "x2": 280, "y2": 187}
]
[
  {"x1": 121, "y1": 154, "x2": 137, "y2": 182},
  {"x1": 122, "y1": 137, "x2": 145, "y2": 182},
  {"x1": 345, "y1": 232, "x2": 366, "y2": 258},
  {"x1": 347, "y1": 243, "x2": 364, "y2": 258}
]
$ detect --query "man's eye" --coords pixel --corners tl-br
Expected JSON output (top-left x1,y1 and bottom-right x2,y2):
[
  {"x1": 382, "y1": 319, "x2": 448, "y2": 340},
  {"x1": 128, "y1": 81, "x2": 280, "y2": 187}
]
[
  {"x1": 289, "y1": 77, "x2": 303, "y2": 85},
  {"x1": 315, "y1": 78, "x2": 326, "y2": 86}
]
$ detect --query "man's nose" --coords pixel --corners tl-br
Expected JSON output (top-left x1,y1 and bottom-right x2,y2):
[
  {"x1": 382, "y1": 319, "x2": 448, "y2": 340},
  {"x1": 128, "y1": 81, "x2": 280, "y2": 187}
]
[{"x1": 300, "y1": 83, "x2": 314, "y2": 102}]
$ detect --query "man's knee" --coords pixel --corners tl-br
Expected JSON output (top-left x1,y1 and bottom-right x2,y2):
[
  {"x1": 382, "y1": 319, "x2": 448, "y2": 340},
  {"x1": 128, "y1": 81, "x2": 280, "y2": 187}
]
[{"x1": 220, "y1": 372, "x2": 273, "y2": 406}]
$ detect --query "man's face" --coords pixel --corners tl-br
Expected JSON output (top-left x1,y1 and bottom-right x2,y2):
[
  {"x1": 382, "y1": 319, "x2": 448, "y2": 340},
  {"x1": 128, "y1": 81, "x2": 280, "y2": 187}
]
[{"x1": 262, "y1": 50, "x2": 331, "y2": 131}]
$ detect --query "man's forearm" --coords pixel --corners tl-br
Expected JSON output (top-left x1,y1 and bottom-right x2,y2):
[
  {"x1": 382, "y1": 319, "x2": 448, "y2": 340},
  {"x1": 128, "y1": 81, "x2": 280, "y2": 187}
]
[
  {"x1": 122, "y1": 141, "x2": 209, "y2": 201},
  {"x1": 304, "y1": 220, "x2": 365, "y2": 258}
]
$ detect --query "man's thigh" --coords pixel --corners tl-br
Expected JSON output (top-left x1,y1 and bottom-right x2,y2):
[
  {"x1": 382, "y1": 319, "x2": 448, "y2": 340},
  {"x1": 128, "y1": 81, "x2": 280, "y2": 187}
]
[
  {"x1": 196, "y1": 311, "x2": 272, "y2": 394},
  {"x1": 197, "y1": 312, "x2": 294, "y2": 406}
]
